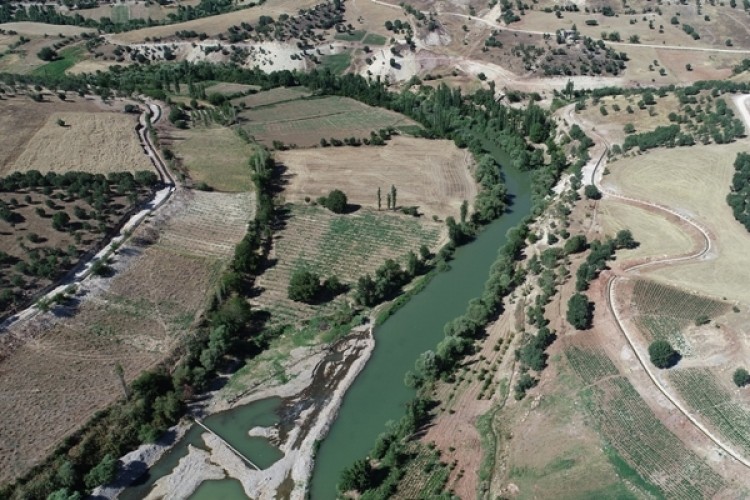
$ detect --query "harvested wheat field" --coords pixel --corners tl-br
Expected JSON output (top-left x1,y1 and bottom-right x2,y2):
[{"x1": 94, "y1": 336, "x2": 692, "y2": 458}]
[
  {"x1": 0, "y1": 22, "x2": 93, "y2": 37},
  {"x1": 278, "y1": 136, "x2": 477, "y2": 220},
  {"x1": 0, "y1": 188, "x2": 253, "y2": 482},
  {"x1": 604, "y1": 141, "x2": 750, "y2": 303},
  {"x1": 11, "y1": 112, "x2": 152, "y2": 174},
  {"x1": 254, "y1": 204, "x2": 441, "y2": 325},
  {"x1": 0, "y1": 96, "x2": 115, "y2": 172}
]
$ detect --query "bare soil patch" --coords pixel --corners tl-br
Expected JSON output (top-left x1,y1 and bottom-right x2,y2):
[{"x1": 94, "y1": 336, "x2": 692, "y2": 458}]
[
  {"x1": 277, "y1": 136, "x2": 476, "y2": 220},
  {"x1": 0, "y1": 22, "x2": 93, "y2": 37}
]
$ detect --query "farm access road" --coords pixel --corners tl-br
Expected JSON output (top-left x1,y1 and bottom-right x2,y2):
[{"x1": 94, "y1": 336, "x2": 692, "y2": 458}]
[
  {"x1": 0, "y1": 101, "x2": 176, "y2": 332},
  {"x1": 566, "y1": 94, "x2": 750, "y2": 469}
]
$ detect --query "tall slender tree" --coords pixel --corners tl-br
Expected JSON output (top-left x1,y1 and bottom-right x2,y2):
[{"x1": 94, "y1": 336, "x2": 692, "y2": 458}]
[
  {"x1": 390, "y1": 184, "x2": 397, "y2": 210},
  {"x1": 386, "y1": 192, "x2": 392, "y2": 210},
  {"x1": 377, "y1": 187, "x2": 382, "y2": 211}
]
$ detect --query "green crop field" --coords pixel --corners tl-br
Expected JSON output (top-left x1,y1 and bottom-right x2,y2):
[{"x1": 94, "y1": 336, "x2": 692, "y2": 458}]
[
  {"x1": 670, "y1": 368, "x2": 750, "y2": 457},
  {"x1": 254, "y1": 204, "x2": 441, "y2": 326},
  {"x1": 320, "y1": 52, "x2": 351, "y2": 75},
  {"x1": 567, "y1": 347, "x2": 726, "y2": 498},
  {"x1": 362, "y1": 33, "x2": 387, "y2": 45},
  {"x1": 238, "y1": 95, "x2": 417, "y2": 147},
  {"x1": 631, "y1": 280, "x2": 728, "y2": 321},
  {"x1": 334, "y1": 30, "x2": 365, "y2": 42},
  {"x1": 231, "y1": 86, "x2": 311, "y2": 108},
  {"x1": 392, "y1": 445, "x2": 451, "y2": 499},
  {"x1": 33, "y1": 46, "x2": 85, "y2": 78}
]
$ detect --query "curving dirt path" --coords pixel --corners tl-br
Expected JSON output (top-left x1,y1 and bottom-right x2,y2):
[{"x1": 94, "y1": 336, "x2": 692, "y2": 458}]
[
  {"x1": 0, "y1": 101, "x2": 176, "y2": 332},
  {"x1": 567, "y1": 97, "x2": 750, "y2": 469}
]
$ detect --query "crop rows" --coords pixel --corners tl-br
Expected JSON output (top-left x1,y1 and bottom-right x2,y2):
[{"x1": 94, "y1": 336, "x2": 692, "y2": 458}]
[
  {"x1": 393, "y1": 446, "x2": 450, "y2": 499},
  {"x1": 158, "y1": 191, "x2": 254, "y2": 259},
  {"x1": 564, "y1": 346, "x2": 619, "y2": 385},
  {"x1": 254, "y1": 204, "x2": 440, "y2": 325},
  {"x1": 669, "y1": 368, "x2": 750, "y2": 457},
  {"x1": 631, "y1": 279, "x2": 728, "y2": 321},
  {"x1": 635, "y1": 316, "x2": 693, "y2": 356},
  {"x1": 582, "y1": 377, "x2": 726, "y2": 498}
]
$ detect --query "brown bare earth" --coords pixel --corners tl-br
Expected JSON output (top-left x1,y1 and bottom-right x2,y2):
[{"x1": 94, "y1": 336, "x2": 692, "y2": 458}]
[
  {"x1": 277, "y1": 136, "x2": 477, "y2": 220},
  {"x1": 0, "y1": 188, "x2": 253, "y2": 482}
]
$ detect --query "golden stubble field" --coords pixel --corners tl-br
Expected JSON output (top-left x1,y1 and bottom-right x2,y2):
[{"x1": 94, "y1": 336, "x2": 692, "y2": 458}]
[
  {"x1": 603, "y1": 141, "x2": 750, "y2": 304},
  {"x1": 0, "y1": 96, "x2": 151, "y2": 174},
  {"x1": 277, "y1": 136, "x2": 477, "y2": 220},
  {"x1": 0, "y1": 188, "x2": 253, "y2": 482}
]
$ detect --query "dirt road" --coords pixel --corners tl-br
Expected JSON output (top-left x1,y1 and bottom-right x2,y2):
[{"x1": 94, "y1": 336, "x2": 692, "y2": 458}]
[{"x1": 567, "y1": 95, "x2": 750, "y2": 469}]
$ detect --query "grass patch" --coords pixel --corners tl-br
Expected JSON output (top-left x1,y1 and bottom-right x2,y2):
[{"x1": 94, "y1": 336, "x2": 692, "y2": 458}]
[
  {"x1": 33, "y1": 46, "x2": 85, "y2": 77},
  {"x1": 334, "y1": 30, "x2": 365, "y2": 42},
  {"x1": 320, "y1": 52, "x2": 351, "y2": 75},
  {"x1": 362, "y1": 33, "x2": 387, "y2": 45},
  {"x1": 602, "y1": 445, "x2": 663, "y2": 499},
  {"x1": 111, "y1": 4, "x2": 130, "y2": 24}
]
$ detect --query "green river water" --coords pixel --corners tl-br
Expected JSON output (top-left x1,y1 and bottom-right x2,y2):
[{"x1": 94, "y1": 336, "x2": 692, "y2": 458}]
[{"x1": 120, "y1": 155, "x2": 532, "y2": 500}]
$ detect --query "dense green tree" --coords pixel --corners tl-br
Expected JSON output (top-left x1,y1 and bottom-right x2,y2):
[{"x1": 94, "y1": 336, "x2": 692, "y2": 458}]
[
  {"x1": 338, "y1": 458, "x2": 374, "y2": 492},
  {"x1": 648, "y1": 340, "x2": 679, "y2": 368},
  {"x1": 83, "y1": 454, "x2": 117, "y2": 490},
  {"x1": 733, "y1": 367, "x2": 750, "y2": 387},
  {"x1": 287, "y1": 269, "x2": 322, "y2": 303},
  {"x1": 566, "y1": 292, "x2": 593, "y2": 329},
  {"x1": 323, "y1": 189, "x2": 348, "y2": 213},
  {"x1": 584, "y1": 184, "x2": 601, "y2": 200},
  {"x1": 563, "y1": 234, "x2": 587, "y2": 254}
]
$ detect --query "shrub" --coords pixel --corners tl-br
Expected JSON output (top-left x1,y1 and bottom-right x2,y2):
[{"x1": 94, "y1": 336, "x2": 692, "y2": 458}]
[
  {"x1": 564, "y1": 234, "x2": 587, "y2": 254},
  {"x1": 323, "y1": 189, "x2": 348, "y2": 213},
  {"x1": 733, "y1": 368, "x2": 750, "y2": 387},
  {"x1": 288, "y1": 269, "x2": 322, "y2": 303},
  {"x1": 648, "y1": 340, "x2": 679, "y2": 369},
  {"x1": 37, "y1": 46, "x2": 59, "y2": 61},
  {"x1": 584, "y1": 184, "x2": 602, "y2": 200}
]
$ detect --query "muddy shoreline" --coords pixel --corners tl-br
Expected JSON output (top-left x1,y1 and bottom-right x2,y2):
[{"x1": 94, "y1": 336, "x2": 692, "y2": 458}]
[{"x1": 99, "y1": 324, "x2": 375, "y2": 499}]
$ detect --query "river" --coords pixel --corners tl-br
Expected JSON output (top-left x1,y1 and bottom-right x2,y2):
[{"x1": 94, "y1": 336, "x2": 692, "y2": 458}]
[
  {"x1": 309, "y1": 161, "x2": 532, "y2": 498},
  {"x1": 120, "y1": 153, "x2": 532, "y2": 499}
]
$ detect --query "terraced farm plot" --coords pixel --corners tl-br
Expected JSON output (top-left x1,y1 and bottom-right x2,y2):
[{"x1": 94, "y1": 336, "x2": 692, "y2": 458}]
[
  {"x1": 11, "y1": 112, "x2": 152, "y2": 174},
  {"x1": 157, "y1": 190, "x2": 255, "y2": 259},
  {"x1": 204, "y1": 82, "x2": 259, "y2": 96},
  {"x1": 278, "y1": 136, "x2": 476, "y2": 220},
  {"x1": 567, "y1": 347, "x2": 726, "y2": 498},
  {"x1": 231, "y1": 86, "x2": 311, "y2": 108},
  {"x1": 170, "y1": 125, "x2": 257, "y2": 192},
  {"x1": 669, "y1": 368, "x2": 750, "y2": 458},
  {"x1": 254, "y1": 204, "x2": 441, "y2": 325},
  {"x1": 238, "y1": 95, "x2": 419, "y2": 147}
]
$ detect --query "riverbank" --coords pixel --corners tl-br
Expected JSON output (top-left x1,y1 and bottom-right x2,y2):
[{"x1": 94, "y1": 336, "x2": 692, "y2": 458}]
[{"x1": 111, "y1": 324, "x2": 374, "y2": 499}]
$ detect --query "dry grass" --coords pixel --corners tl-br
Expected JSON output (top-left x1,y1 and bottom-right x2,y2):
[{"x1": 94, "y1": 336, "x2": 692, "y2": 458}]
[
  {"x1": 10, "y1": 111, "x2": 152, "y2": 174},
  {"x1": 577, "y1": 93, "x2": 682, "y2": 145},
  {"x1": 0, "y1": 187, "x2": 253, "y2": 482},
  {"x1": 0, "y1": 96, "x2": 116, "y2": 172},
  {"x1": 170, "y1": 125, "x2": 257, "y2": 192},
  {"x1": 109, "y1": 0, "x2": 322, "y2": 43},
  {"x1": 278, "y1": 136, "x2": 477, "y2": 220},
  {"x1": 604, "y1": 141, "x2": 750, "y2": 303},
  {"x1": 0, "y1": 22, "x2": 93, "y2": 36},
  {"x1": 66, "y1": 58, "x2": 129, "y2": 75},
  {"x1": 598, "y1": 198, "x2": 693, "y2": 261}
]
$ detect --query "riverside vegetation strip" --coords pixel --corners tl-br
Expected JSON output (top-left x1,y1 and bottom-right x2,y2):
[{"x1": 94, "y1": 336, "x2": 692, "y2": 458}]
[{"x1": 0, "y1": 62, "x2": 560, "y2": 498}]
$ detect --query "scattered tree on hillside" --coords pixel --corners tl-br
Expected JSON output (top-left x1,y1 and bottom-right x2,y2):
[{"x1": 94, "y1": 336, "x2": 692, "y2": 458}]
[
  {"x1": 584, "y1": 184, "x2": 601, "y2": 200},
  {"x1": 37, "y1": 47, "x2": 58, "y2": 61},
  {"x1": 338, "y1": 458, "x2": 374, "y2": 493},
  {"x1": 377, "y1": 187, "x2": 381, "y2": 211},
  {"x1": 648, "y1": 340, "x2": 679, "y2": 368}
]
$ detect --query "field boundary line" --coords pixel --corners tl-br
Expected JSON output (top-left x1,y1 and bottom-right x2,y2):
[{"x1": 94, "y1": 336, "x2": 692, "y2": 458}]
[{"x1": 570, "y1": 97, "x2": 750, "y2": 470}]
